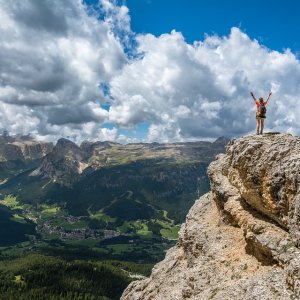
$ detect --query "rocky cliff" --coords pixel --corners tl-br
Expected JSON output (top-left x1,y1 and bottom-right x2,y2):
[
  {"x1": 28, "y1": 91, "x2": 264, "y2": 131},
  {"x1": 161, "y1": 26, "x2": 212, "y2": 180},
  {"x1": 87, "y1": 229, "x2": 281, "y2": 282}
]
[
  {"x1": 30, "y1": 138, "x2": 88, "y2": 185},
  {"x1": 0, "y1": 134, "x2": 53, "y2": 161},
  {"x1": 122, "y1": 133, "x2": 300, "y2": 300}
]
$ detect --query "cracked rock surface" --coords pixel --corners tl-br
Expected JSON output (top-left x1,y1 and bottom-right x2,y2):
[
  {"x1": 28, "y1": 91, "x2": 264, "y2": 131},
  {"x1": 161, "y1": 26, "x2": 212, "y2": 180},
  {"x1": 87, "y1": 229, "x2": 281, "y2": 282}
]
[{"x1": 122, "y1": 134, "x2": 300, "y2": 300}]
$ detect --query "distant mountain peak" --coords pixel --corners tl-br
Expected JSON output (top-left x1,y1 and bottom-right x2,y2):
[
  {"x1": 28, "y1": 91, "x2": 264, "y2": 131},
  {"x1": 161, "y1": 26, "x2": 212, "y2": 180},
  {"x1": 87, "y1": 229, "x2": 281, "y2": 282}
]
[
  {"x1": 55, "y1": 138, "x2": 79, "y2": 149},
  {"x1": 52, "y1": 138, "x2": 81, "y2": 157},
  {"x1": 213, "y1": 136, "x2": 230, "y2": 145}
]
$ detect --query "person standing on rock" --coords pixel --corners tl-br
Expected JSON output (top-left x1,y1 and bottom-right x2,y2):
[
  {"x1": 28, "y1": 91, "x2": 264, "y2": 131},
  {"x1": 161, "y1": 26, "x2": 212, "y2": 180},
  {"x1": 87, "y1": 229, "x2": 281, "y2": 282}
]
[{"x1": 250, "y1": 91, "x2": 272, "y2": 135}]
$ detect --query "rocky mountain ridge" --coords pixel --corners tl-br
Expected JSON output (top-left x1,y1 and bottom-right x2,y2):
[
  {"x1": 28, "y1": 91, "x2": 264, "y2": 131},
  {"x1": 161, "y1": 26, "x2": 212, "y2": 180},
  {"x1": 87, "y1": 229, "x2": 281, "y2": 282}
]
[
  {"x1": 30, "y1": 137, "x2": 230, "y2": 186},
  {"x1": 0, "y1": 134, "x2": 53, "y2": 162},
  {"x1": 0, "y1": 133, "x2": 229, "y2": 186},
  {"x1": 122, "y1": 133, "x2": 300, "y2": 300}
]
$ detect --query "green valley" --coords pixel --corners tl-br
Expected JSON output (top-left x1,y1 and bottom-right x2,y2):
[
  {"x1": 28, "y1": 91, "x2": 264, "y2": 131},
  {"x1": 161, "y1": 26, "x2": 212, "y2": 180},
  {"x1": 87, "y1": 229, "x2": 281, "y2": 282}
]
[{"x1": 0, "y1": 134, "x2": 229, "y2": 299}]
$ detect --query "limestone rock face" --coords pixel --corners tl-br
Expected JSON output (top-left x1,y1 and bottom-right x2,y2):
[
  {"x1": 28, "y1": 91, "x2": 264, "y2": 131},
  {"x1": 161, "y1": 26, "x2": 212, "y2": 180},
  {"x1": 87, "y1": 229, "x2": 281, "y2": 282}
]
[
  {"x1": 0, "y1": 134, "x2": 53, "y2": 161},
  {"x1": 121, "y1": 134, "x2": 300, "y2": 300},
  {"x1": 30, "y1": 138, "x2": 88, "y2": 185}
]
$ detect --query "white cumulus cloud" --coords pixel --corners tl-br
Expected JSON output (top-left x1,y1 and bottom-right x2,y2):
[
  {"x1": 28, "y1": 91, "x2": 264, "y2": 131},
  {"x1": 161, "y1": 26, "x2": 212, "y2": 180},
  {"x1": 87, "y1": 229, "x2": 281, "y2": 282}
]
[
  {"x1": 108, "y1": 27, "x2": 300, "y2": 141},
  {"x1": 0, "y1": 0, "x2": 127, "y2": 141}
]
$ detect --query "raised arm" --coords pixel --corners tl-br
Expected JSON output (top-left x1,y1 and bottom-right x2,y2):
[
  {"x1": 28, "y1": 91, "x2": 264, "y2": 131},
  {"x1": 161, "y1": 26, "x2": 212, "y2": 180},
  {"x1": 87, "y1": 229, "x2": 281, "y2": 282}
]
[
  {"x1": 265, "y1": 91, "x2": 272, "y2": 104},
  {"x1": 250, "y1": 91, "x2": 257, "y2": 102}
]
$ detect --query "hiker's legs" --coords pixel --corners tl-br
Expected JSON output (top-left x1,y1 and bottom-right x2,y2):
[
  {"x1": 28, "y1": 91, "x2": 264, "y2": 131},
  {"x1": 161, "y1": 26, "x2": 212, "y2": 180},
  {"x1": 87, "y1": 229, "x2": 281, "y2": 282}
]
[
  {"x1": 256, "y1": 118, "x2": 260, "y2": 134},
  {"x1": 260, "y1": 119, "x2": 265, "y2": 134}
]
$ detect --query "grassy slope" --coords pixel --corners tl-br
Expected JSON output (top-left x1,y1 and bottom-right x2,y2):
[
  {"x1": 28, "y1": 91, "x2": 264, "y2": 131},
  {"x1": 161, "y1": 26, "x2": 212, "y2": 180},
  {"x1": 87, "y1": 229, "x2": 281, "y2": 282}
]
[{"x1": 0, "y1": 159, "x2": 209, "y2": 222}]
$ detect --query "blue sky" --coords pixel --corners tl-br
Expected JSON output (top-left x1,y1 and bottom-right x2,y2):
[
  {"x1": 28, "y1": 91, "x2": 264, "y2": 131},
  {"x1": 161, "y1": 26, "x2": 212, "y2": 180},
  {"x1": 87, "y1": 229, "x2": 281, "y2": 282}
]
[
  {"x1": 1, "y1": 0, "x2": 300, "y2": 143},
  {"x1": 82, "y1": 0, "x2": 300, "y2": 53},
  {"x1": 125, "y1": 0, "x2": 300, "y2": 53}
]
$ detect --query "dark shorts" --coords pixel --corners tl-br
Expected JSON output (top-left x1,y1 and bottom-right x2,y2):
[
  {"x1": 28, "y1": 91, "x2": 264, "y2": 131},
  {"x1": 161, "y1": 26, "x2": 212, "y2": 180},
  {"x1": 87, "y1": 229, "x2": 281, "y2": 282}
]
[
  {"x1": 256, "y1": 112, "x2": 266, "y2": 119},
  {"x1": 256, "y1": 116, "x2": 266, "y2": 119}
]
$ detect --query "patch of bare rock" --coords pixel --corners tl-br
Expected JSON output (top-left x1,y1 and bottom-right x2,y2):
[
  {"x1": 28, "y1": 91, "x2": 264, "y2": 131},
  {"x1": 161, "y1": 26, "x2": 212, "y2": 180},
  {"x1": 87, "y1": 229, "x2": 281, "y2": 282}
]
[{"x1": 121, "y1": 133, "x2": 300, "y2": 300}]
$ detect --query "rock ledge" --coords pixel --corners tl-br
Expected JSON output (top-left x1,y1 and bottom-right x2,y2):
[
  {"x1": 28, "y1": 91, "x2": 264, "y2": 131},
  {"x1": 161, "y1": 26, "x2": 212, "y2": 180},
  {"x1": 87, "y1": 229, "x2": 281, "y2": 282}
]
[{"x1": 121, "y1": 134, "x2": 300, "y2": 300}]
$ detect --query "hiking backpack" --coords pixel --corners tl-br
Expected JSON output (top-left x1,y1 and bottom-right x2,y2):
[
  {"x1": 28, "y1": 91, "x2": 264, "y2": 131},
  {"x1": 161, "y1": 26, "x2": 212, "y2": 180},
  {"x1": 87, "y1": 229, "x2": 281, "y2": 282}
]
[{"x1": 259, "y1": 103, "x2": 266, "y2": 117}]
